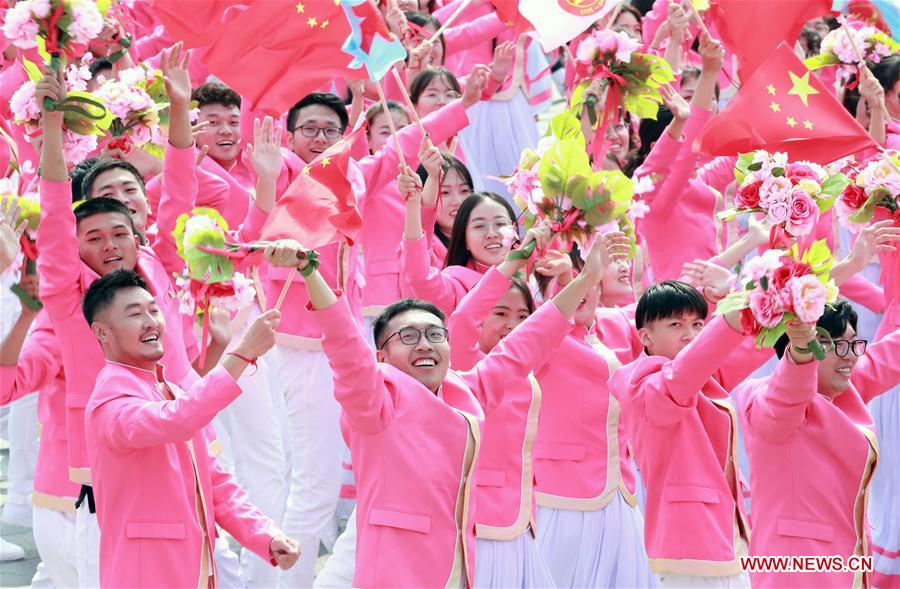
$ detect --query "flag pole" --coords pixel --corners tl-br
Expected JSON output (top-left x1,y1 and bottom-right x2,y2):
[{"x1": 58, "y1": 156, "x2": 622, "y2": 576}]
[
  {"x1": 374, "y1": 77, "x2": 408, "y2": 168},
  {"x1": 604, "y1": 1, "x2": 625, "y2": 29},
  {"x1": 838, "y1": 16, "x2": 891, "y2": 119},
  {"x1": 423, "y1": 0, "x2": 472, "y2": 46},
  {"x1": 273, "y1": 268, "x2": 296, "y2": 311},
  {"x1": 390, "y1": 67, "x2": 428, "y2": 138}
]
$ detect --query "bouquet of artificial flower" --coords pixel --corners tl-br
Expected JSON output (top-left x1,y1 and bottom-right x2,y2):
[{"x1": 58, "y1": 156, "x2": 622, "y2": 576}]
[
  {"x1": 0, "y1": 191, "x2": 42, "y2": 310},
  {"x1": 97, "y1": 66, "x2": 170, "y2": 158},
  {"x1": 716, "y1": 240, "x2": 838, "y2": 359},
  {"x1": 720, "y1": 151, "x2": 849, "y2": 244},
  {"x1": 505, "y1": 110, "x2": 634, "y2": 251},
  {"x1": 570, "y1": 27, "x2": 673, "y2": 161},
  {"x1": 805, "y1": 22, "x2": 898, "y2": 84},
  {"x1": 835, "y1": 153, "x2": 900, "y2": 231},
  {"x1": 9, "y1": 58, "x2": 113, "y2": 164},
  {"x1": 2, "y1": 0, "x2": 104, "y2": 111}
]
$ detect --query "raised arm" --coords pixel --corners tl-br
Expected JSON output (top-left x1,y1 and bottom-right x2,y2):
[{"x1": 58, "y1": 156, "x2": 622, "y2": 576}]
[
  {"x1": 851, "y1": 328, "x2": 900, "y2": 403},
  {"x1": 0, "y1": 313, "x2": 62, "y2": 406}
]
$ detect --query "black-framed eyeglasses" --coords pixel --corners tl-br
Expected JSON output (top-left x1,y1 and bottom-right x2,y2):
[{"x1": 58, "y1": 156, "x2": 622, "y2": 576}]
[
  {"x1": 379, "y1": 326, "x2": 448, "y2": 349},
  {"x1": 293, "y1": 125, "x2": 342, "y2": 140},
  {"x1": 823, "y1": 339, "x2": 868, "y2": 358}
]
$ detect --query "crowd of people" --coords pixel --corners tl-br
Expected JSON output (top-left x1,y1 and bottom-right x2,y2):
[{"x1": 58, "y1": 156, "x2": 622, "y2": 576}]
[{"x1": 0, "y1": 0, "x2": 898, "y2": 588}]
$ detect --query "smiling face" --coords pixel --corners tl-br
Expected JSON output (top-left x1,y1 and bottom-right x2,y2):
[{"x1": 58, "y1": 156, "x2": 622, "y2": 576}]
[
  {"x1": 289, "y1": 104, "x2": 344, "y2": 163},
  {"x1": 415, "y1": 73, "x2": 458, "y2": 117},
  {"x1": 89, "y1": 168, "x2": 150, "y2": 234},
  {"x1": 817, "y1": 326, "x2": 860, "y2": 399},
  {"x1": 77, "y1": 212, "x2": 140, "y2": 277},
  {"x1": 91, "y1": 286, "x2": 166, "y2": 370},
  {"x1": 639, "y1": 312, "x2": 707, "y2": 359},
  {"x1": 436, "y1": 167, "x2": 473, "y2": 236},
  {"x1": 376, "y1": 309, "x2": 450, "y2": 392},
  {"x1": 479, "y1": 286, "x2": 531, "y2": 353},
  {"x1": 367, "y1": 109, "x2": 410, "y2": 154},
  {"x1": 465, "y1": 199, "x2": 514, "y2": 267},
  {"x1": 196, "y1": 103, "x2": 242, "y2": 168},
  {"x1": 600, "y1": 260, "x2": 633, "y2": 306}
]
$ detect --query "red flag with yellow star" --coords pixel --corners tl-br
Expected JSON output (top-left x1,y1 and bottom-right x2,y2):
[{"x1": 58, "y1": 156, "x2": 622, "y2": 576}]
[
  {"x1": 694, "y1": 43, "x2": 876, "y2": 165},
  {"x1": 260, "y1": 125, "x2": 365, "y2": 248},
  {"x1": 189, "y1": 0, "x2": 366, "y2": 117},
  {"x1": 706, "y1": 0, "x2": 834, "y2": 83}
]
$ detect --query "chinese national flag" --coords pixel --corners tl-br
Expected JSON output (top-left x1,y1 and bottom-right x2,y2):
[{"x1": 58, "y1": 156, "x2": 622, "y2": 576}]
[
  {"x1": 166, "y1": 1, "x2": 365, "y2": 117},
  {"x1": 706, "y1": 0, "x2": 834, "y2": 83},
  {"x1": 486, "y1": 1, "x2": 534, "y2": 35},
  {"x1": 694, "y1": 43, "x2": 877, "y2": 165},
  {"x1": 260, "y1": 125, "x2": 366, "y2": 248},
  {"x1": 152, "y1": 1, "x2": 244, "y2": 48}
]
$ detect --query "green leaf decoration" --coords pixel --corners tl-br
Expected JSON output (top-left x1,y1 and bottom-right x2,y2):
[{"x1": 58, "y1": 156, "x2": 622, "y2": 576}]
[
  {"x1": 801, "y1": 239, "x2": 834, "y2": 276},
  {"x1": 735, "y1": 152, "x2": 756, "y2": 184},
  {"x1": 820, "y1": 173, "x2": 850, "y2": 198},
  {"x1": 21, "y1": 58, "x2": 42, "y2": 83},
  {"x1": 172, "y1": 208, "x2": 234, "y2": 283},
  {"x1": 714, "y1": 291, "x2": 749, "y2": 316},
  {"x1": 761, "y1": 322, "x2": 788, "y2": 348},
  {"x1": 848, "y1": 190, "x2": 884, "y2": 225},
  {"x1": 803, "y1": 53, "x2": 841, "y2": 70}
]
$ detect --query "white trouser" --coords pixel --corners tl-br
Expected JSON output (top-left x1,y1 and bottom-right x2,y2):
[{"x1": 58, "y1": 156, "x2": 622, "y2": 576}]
[
  {"x1": 658, "y1": 572, "x2": 751, "y2": 588},
  {"x1": 218, "y1": 311, "x2": 287, "y2": 588},
  {"x1": 74, "y1": 499, "x2": 100, "y2": 588},
  {"x1": 32, "y1": 505, "x2": 78, "y2": 588},
  {"x1": 273, "y1": 346, "x2": 343, "y2": 588},
  {"x1": 314, "y1": 507, "x2": 357, "y2": 588},
  {"x1": 214, "y1": 534, "x2": 247, "y2": 589},
  {"x1": 2, "y1": 394, "x2": 39, "y2": 527}
]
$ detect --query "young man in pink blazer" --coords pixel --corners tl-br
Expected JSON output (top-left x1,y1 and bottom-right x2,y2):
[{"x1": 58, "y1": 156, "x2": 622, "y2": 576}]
[
  {"x1": 735, "y1": 300, "x2": 900, "y2": 588},
  {"x1": 262, "y1": 233, "x2": 622, "y2": 588},
  {"x1": 82, "y1": 269, "x2": 300, "y2": 588},
  {"x1": 611, "y1": 280, "x2": 770, "y2": 588}
]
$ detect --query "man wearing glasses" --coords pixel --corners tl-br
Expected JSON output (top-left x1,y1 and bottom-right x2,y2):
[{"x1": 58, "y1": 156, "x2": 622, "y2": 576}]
[
  {"x1": 261, "y1": 234, "x2": 624, "y2": 588},
  {"x1": 285, "y1": 92, "x2": 348, "y2": 164},
  {"x1": 735, "y1": 299, "x2": 900, "y2": 588}
]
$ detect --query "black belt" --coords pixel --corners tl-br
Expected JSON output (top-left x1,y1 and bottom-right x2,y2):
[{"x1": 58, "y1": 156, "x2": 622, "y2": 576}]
[{"x1": 75, "y1": 484, "x2": 95, "y2": 514}]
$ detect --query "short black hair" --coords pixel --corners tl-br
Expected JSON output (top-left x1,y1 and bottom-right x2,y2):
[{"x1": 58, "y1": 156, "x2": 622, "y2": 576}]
[
  {"x1": 445, "y1": 192, "x2": 517, "y2": 269},
  {"x1": 82, "y1": 269, "x2": 149, "y2": 325},
  {"x1": 88, "y1": 58, "x2": 112, "y2": 79},
  {"x1": 635, "y1": 280, "x2": 708, "y2": 329},
  {"x1": 774, "y1": 298, "x2": 858, "y2": 358},
  {"x1": 191, "y1": 82, "x2": 241, "y2": 109},
  {"x1": 70, "y1": 157, "x2": 100, "y2": 202},
  {"x1": 73, "y1": 197, "x2": 137, "y2": 234},
  {"x1": 373, "y1": 298, "x2": 445, "y2": 349},
  {"x1": 287, "y1": 92, "x2": 349, "y2": 132},
  {"x1": 81, "y1": 159, "x2": 146, "y2": 200}
]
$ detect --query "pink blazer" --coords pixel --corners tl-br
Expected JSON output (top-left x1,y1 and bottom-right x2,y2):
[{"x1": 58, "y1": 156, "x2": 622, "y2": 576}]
[
  {"x1": 356, "y1": 100, "x2": 470, "y2": 310},
  {"x1": 610, "y1": 316, "x2": 771, "y2": 576},
  {"x1": 311, "y1": 293, "x2": 572, "y2": 587},
  {"x1": 447, "y1": 267, "x2": 566, "y2": 539},
  {"x1": 85, "y1": 361, "x2": 277, "y2": 588},
  {"x1": 735, "y1": 331, "x2": 900, "y2": 588},
  {"x1": 399, "y1": 233, "x2": 486, "y2": 315},
  {"x1": 0, "y1": 312, "x2": 80, "y2": 510},
  {"x1": 36, "y1": 179, "x2": 199, "y2": 484}
]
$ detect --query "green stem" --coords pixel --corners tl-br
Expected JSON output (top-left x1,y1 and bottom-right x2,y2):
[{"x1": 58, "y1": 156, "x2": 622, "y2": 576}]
[{"x1": 42, "y1": 54, "x2": 60, "y2": 112}]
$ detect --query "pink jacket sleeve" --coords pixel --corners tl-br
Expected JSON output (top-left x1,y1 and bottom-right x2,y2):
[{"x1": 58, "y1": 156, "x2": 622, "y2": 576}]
[
  {"x1": 652, "y1": 104, "x2": 714, "y2": 210},
  {"x1": 840, "y1": 274, "x2": 885, "y2": 314},
  {"x1": 463, "y1": 297, "x2": 572, "y2": 411},
  {"x1": 36, "y1": 180, "x2": 82, "y2": 318},
  {"x1": 744, "y1": 355, "x2": 818, "y2": 443},
  {"x1": 94, "y1": 367, "x2": 242, "y2": 449},
  {"x1": 632, "y1": 123, "x2": 684, "y2": 202},
  {"x1": 443, "y1": 12, "x2": 507, "y2": 59},
  {"x1": 850, "y1": 328, "x2": 900, "y2": 404},
  {"x1": 153, "y1": 144, "x2": 199, "y2": 276},
  {"x1": 697, "y1": 155, "x2": 738, "y2": 195},
  {"x1": 0, "y1": 316, "x2": 62, "y2": 406},
  {"x1": 400, "y1": 233, "x2": 468, "y2": 312},
  {"x1": 205, "y1": 444, "x2": 278, "y2": 565},
  {"x1": 311, "y1": 294, "x2": 397, "y2": 434},
  {"x1": 448, "y1": 267, "x2": 511, "y2": 370}
]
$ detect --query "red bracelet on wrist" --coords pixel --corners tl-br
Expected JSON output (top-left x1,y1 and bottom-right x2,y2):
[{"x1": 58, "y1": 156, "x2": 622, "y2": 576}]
[{"x1": 227, "y1": 352, "x2": 257, "y2": 368}]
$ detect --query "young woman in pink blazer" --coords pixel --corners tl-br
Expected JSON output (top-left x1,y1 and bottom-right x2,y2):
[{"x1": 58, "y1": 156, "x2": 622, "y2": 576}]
[
  {"x1": 266, "y1": 229, "x2": 622, "y2": 588},
  {"x1": 735, "y1": 301, "x2": 900, "y2": 588}
]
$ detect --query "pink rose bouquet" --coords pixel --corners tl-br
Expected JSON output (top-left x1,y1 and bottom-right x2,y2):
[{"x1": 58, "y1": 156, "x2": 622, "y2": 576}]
[
  {"x1": 716, "y1": 240, "x2": 838, "y2": 359},
  {"x1": 835, "y1": 153, "x2": 900, "y2": 231},
  {"x1": 721, "y1": 151, "x2": 849, "y2": 244},
  {"x1": 97, "y1": 66, "x2": 170, "y2": 157},
  {"x1": 805, "y1": 22, "x2": 898, "y2": 85}
]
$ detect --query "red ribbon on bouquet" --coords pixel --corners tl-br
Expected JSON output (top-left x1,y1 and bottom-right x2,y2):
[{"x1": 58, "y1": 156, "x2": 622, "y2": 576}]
[{"x1": 587, "y1": 65, "x2": 626, "y2": 169}]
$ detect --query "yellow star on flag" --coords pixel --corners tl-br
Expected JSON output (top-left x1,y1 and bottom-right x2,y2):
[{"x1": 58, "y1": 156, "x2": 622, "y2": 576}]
[
  {"x1": 295, "y1": 1, "x2": 304, "y2": 13},
  {"x1": 307, "y1": 16, "x2": 318, "y2": 27},
  {"x1": 803, "y1": 119, "x2": 814, "y2": 130},
  {"x1": 321, "y1": 157, "x2": 332, "y2": 167},
  {"x1": 769, "y1": 101, "x2": 781, "y2": 113},
  {"x1": 303, "y1": 165, "x2": 311, "y2": 174},
  {"x1": 786, "y1": 116, "x2": 797, "y2": 128},
  {"x1": 766, "y1": 84, "x2": 776, "y2": 95},
  {"x1": 787, "y1": 70, "x2": 819, "y2": 107},
  {"x1": 320, "y1": 19, "x2": 329, "y2": 29}
]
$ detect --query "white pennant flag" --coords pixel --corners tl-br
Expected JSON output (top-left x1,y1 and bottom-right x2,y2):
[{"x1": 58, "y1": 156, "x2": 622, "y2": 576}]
[{"x1": 519, "y1": 0, "x2": 620, "y2": 51}]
